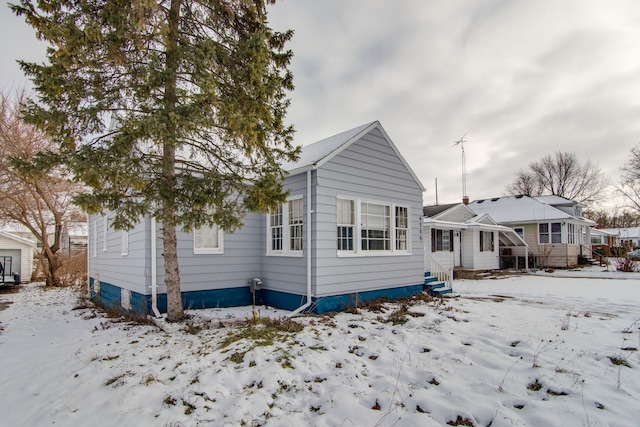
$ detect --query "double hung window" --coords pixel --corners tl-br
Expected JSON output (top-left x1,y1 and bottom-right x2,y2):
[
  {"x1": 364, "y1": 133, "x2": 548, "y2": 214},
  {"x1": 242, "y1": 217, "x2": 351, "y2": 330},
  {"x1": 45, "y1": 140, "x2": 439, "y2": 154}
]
[
  {"x1": 479, "y1": 231, "x2": 494, "y2": 252},
  {"x1": 337, "y1": 199, "x2": 355, "y2": 251},
  {"x1": 431, "y1": 229, "x2": 453, "y2": 252},
  {"x1": 268, "y1": 196, "x2": 303, "y2": 255},
  {"x1": 539, "y1": 222, "x2": 562, "y2": 244}
]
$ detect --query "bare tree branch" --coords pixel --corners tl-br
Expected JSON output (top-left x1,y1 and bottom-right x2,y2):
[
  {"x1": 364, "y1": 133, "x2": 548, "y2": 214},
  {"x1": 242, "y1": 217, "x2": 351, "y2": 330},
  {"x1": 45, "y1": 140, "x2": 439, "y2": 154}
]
[
  {"x1": 0, "y1": 89, "x2": 84, "y2": 285},
  {"x1": 505, "y1": 151, "x2": 609, "y2": 205}
]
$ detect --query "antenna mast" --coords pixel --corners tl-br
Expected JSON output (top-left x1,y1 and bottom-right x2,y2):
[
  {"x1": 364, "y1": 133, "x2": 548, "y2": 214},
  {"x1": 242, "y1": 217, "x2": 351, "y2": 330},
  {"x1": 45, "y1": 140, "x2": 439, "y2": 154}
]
[{"x1": 453, "y1": 133, "x2": 468, "y2": 204}]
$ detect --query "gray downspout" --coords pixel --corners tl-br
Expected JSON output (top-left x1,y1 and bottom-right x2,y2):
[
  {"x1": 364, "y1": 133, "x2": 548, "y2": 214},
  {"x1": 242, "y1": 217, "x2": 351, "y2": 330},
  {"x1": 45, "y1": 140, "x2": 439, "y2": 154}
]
[{"x1": 290, "y1": 168, "x2": 313, "y2": 316}]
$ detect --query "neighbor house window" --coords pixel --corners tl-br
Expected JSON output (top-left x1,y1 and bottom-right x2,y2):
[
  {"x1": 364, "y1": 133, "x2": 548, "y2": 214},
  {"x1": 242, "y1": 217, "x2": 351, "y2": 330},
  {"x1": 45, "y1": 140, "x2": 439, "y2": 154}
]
[
  {"x1": 395, "y1": 206, "x2": 408, "y2": 251},
  {"x1": 539, "y1": 222, "x2": 562, "y2": 244},
  {"x1": 431, "y1": 229, "x2": 453, "y2": 252},
  {"x1": 193, "y1": 223, "x2": 223, "y2": 254},
  {"x1": 361, "y1": 202, "x2": 391, "y2": 251},
  {"x1": 267, "y1": 196, "x2": 303, "y2": 255},
  {"x1": 514, "y1": 227, "x2": 524, "y2": 239},
  {"x1": 121, "y1": 231, "x2": 129, "y2": 256},
  {"x1": 567, "y1": 223, "x2": 578, "y2": 245},
  {"x1": 337, "y1": 198, "x2": 355, "y2": 251},
  {"x1": 480, "y1": 231, "x2": 494, "y2": 252}
]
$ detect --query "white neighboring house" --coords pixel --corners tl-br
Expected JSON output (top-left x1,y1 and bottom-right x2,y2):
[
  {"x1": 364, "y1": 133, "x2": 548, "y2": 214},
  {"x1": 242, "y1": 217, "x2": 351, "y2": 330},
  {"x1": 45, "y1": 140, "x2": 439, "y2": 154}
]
[
  {"x1": 467, "y1": 195, "x2": 595, "y2": 268},
  {"x1": 423, "y1": 203, "x2": 528, "y2": 276},
  {"x1": 0, "y1": 231, "x2": 36, "y2": 283}
]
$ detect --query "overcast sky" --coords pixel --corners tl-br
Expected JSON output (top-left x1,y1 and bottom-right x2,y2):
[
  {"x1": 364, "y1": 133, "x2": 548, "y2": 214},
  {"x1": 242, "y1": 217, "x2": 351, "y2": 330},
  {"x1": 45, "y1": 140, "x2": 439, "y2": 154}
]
[{"x1": 2, "y1": 1, "x2": 640, "y2": 207}]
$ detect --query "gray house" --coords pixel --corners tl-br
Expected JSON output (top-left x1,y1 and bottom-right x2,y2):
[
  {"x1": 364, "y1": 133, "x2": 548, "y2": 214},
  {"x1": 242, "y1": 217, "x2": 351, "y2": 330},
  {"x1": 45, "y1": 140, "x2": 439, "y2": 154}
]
[{"x1": 88, "y1": 121, "x2": 426, "y2": 314}]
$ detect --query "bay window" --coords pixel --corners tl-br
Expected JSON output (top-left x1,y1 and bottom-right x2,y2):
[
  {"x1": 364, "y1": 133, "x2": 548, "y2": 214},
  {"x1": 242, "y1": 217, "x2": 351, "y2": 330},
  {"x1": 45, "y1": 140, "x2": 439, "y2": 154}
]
[{"x1": 337, "y1": 197, "x2": 410, "y2": 254}]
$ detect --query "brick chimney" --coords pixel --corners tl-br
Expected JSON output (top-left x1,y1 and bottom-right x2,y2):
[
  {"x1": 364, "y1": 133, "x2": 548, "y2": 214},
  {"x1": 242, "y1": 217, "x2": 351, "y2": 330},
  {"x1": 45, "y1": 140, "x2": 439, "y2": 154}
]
[{"x1": 462, "y1": 196, "x2": 469, "y2": 205}]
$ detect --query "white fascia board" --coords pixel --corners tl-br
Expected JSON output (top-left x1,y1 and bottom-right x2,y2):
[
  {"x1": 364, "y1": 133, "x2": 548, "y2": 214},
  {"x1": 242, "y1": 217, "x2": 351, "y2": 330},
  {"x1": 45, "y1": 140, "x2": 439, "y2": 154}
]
[{"x1": 423, "y1": 218, "x2": 467, "y2": 230}]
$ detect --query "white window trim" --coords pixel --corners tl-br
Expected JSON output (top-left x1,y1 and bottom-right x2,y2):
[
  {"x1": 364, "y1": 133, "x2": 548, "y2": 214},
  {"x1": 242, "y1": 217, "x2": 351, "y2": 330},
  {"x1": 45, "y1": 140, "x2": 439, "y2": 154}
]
[
  {"x1": 121, "y1": 230, "x2": 129, "y2": 256},
  {"x1": 266, "y1": 195, "x2": 304, "y2": 257},
  {"x1": 337, "y1": 196, "x2": 357, "y2": 253},
  {"x1": 103, "y1": 216, "x2": 108, "y2": 252},
  {"x1": 193, "y1": 224, "x2": 224, "y2": 255},
  {"x1": 337, "y1": 196, "x2": 411, "y2": 257},
  {"x1": 538, "y1": 222, "x2": 563, "y2": 245}
]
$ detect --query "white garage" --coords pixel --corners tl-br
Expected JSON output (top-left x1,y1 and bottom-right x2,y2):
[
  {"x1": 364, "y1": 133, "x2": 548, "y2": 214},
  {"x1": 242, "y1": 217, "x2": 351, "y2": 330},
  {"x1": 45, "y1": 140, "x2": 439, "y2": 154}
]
[{"x1": 0, "y1": 231, "x2": 35, "y2": 283}]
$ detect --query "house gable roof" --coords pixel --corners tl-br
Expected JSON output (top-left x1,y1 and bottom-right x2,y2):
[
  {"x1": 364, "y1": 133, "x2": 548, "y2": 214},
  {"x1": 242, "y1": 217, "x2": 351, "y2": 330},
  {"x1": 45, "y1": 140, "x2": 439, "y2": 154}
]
[
  {"x1": 0, "y1": 231, "x2": 37, "y2": 247},
  {"x1": 283, "y1": 121, "x2": 425, "y2": 191},
  {"x1": 535, "y1": 195, "x2": 584, "y2": 208},
  {"x1": 424, "y1": 203, "x2": 476, "y2": 222},
  {"x1": 468, "y1": 195, "x2": 578, "y2": 224},
  {"x1": 423, "y1": 203, "x2": 459, "y2": 218},
  {"x1": 470, "y1": 214, "x2": 498, "y2": 226}
]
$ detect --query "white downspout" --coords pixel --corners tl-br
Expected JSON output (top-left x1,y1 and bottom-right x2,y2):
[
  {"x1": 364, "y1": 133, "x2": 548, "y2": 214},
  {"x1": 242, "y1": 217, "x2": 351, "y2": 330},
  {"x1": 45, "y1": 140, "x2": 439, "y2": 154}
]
[
  {"x1": 150, "y1": 216, "x2": 161, "y2": 317},
  {"x1": 86, "y1": 213, "x2": 91, "y2": 296},
  {"x1": 290, "y1": 168, "x2": 313, "y2": 316}
]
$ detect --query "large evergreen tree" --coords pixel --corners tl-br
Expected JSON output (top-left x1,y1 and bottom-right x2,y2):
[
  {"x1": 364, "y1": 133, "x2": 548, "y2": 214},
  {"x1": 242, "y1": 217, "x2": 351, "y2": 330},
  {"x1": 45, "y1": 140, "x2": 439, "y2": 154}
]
[{"x1": 12, "y1": 0, "x2": 298, "y2": 321}]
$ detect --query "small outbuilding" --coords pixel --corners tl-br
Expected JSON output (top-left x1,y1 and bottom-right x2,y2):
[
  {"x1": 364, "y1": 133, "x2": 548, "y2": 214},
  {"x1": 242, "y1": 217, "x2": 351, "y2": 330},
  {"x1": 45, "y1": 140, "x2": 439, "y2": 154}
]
[{"x1": 0, "y1": 231, "x2": 35, "y2": 283}]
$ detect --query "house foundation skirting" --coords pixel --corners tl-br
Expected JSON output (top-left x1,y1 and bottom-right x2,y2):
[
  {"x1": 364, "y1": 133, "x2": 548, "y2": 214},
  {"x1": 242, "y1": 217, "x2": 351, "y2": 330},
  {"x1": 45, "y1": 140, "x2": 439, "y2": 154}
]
[{"x1": 88, "y1": 277, "x2": 423, "y2": 316}]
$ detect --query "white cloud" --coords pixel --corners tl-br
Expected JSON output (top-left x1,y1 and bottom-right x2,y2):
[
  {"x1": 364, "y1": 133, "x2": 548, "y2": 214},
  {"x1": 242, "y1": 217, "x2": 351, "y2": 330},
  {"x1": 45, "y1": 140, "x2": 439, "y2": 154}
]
[{"x1": 4, "y1": 0, "x2": 640, "y2": 207}]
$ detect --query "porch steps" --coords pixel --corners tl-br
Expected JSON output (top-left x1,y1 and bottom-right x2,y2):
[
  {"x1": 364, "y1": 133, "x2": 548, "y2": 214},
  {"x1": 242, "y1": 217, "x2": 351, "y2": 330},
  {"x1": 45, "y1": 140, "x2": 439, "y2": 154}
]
[{"x1": 424, "y1": 272, "x2": 452, "y2": 297}]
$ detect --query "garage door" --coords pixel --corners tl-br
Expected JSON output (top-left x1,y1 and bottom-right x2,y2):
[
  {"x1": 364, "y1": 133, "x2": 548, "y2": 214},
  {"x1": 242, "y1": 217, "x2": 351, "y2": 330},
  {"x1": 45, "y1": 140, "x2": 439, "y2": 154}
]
[{"x1": 0, "y1": 249, "x2": 21, "y2": 277}]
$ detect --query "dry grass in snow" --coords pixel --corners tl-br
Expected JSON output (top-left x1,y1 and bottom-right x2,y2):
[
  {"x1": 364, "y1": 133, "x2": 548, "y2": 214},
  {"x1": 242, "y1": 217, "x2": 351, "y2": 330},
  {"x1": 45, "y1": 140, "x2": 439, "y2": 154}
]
[{"x1": 0, "y1": 267, "x2": 639, "y2": 426}]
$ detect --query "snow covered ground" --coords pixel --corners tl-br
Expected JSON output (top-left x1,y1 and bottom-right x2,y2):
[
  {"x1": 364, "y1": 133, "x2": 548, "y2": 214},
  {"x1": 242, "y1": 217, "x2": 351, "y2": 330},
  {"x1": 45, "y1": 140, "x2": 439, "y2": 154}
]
[{"x1": 0, "y1": 266, "x2": 639, "y2": 426}]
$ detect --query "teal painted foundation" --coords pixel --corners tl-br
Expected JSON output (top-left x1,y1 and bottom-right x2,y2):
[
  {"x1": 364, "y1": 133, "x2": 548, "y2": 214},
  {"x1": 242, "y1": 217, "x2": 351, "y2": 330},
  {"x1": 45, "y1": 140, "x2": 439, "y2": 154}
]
[{"x1": 89, "y1": 277, "x2": 423, "y2": 316}]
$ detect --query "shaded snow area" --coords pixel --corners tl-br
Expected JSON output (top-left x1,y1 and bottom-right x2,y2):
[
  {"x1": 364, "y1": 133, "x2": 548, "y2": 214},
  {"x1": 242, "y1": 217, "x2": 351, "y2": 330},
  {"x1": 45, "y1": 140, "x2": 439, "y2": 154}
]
[{"x1": 1, "y1": 268, "x2": 639, "y2": 426}]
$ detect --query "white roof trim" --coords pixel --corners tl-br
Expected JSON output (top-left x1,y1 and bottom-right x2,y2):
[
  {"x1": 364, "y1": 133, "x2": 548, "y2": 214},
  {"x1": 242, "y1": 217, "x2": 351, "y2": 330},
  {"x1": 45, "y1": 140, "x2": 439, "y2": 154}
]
[
  {"x1": 0, "y1": 231, "x2": 37, "y2": 247},
  {"x1": 286, "y1": 121, "x2": 426, "y2": 191},
  {"x1": 423, "y1": 218, "x2": 468, "y2": 230}
]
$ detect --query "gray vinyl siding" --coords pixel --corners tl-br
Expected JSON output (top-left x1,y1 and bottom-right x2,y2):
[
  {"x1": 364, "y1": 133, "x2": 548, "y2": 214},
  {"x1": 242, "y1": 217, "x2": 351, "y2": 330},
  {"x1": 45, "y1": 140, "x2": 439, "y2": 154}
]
[
  {"x1": 260, "y1": 172, "x2": 308, "y2": 295},
  {"x1": 87, "y1": 124, "x2": 426, "y2": 303},
  {"x1": 155, "y1": 212, "x2": 263, "y2": 294},
  {"x1": 88, "y1": 215, "x2": 150, "y2": 295},
  {"x1": 312, "y1": 128, "x2": 424, "y2": 297}
]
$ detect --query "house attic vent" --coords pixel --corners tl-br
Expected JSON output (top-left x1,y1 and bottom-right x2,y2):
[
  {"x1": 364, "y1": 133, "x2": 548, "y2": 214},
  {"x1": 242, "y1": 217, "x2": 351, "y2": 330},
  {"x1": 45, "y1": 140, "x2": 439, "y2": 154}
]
[
  {"x1": 491, "y1": 198, "x2": 499, "y2": 202},
  {"x1": 515, "y1": 195, "x2": 524, "y2": 199}
]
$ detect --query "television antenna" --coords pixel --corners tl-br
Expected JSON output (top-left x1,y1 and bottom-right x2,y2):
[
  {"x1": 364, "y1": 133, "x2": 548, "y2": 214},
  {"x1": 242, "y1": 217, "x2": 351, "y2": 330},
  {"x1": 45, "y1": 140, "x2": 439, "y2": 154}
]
[{"x1": 453, "y1": 133, "x2": 468, "y2": 203}]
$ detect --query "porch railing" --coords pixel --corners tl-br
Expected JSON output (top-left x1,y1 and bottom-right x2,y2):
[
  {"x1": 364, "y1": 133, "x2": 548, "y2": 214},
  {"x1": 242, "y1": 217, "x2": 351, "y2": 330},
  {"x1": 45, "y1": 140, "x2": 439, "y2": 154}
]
[{"x1": 424, "y1": 256, "x2": 453, "y2": 289}]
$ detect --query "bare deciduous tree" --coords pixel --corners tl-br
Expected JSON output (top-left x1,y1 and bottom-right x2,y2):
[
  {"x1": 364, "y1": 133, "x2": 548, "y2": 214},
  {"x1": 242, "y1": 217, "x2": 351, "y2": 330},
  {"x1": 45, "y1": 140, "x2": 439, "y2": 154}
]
[
  {"x1": 584, "y1": 207, "x2": 640, "y2": 229},
  {"x1": 0, "y1": 90, "x2": 83, "y2": 286},
  {"x1": 618, "y1": 144, "x2": 640, "y2": 214},
  {"x1": 505, "y1": 151, "x2": 609, "y2": 204}
]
